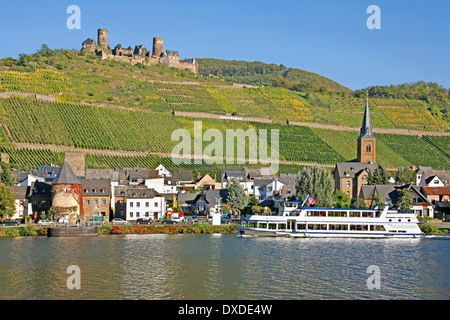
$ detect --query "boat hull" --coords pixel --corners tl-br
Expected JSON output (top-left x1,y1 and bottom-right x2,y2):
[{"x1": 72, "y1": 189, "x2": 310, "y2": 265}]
[{"x1": 235, "y1": 226, "x2": 424, "y2": 238}]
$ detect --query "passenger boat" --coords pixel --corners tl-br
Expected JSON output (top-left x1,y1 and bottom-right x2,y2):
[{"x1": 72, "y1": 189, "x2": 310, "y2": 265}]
[{"x1": 236, "y1": 200, "x2": 424, "y2": 238}]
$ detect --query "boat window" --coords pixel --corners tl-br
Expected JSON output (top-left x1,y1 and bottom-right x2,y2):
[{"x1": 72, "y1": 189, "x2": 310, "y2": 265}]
[
  {"x1": 307, "y1": 224, "x2": 327, "y2": 230},
  {"x1": 370, "y1": 225, "x2": 386, "y2": 231},
  {"x1": 268, "y1": 223, "x2": 277, "y2": 230},
  {"x1": 362, "y1": 211, "x2": 373, "y2": 218},
  {"x1": 328, "y1": 211, "x2": 342, "y2": 217},
  {"x1": 278, "y1": 223, "x2": 286, "y2": 230},
  {"x1": 329, "y1": 224, "x2": 348, "y2": 230},
  {"x1": 349, "y1": 211, "x2": 361, "y2": 218},
  {"x1": 307, "y1": 211, "x2": 326, "y2": 217},
  {"x1": 258, "y1": 222, "x2": 267, "y2": 229},
  {"x1": 249, "y1": 222, "x2": 257, "y2": 228},
  {"x1": 297, "y1": 223, "x2": 306, "y2": 230},
  {"x1": 350, "y1": 224, "x2": 368, "y2": 231}
]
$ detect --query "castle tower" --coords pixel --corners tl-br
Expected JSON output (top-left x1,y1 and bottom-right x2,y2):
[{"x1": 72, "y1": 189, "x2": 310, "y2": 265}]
[
  {"x1": 98, "y1": 29, "x2": 109, "y2": 50},
  {"x1": 153, "y1": 37, "x2": 163, "y2": 57},
  {"x1": 51, "y1": 161, "x2": 83, "y2": 224},
  {"x1": 357, "y1": 98, "x2": 376, "y2": 163}
]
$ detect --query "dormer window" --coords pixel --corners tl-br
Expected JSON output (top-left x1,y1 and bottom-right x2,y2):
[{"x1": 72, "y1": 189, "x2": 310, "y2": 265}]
[{"x1": 86, "y1": 188, "x2": 90, "y2": 193}]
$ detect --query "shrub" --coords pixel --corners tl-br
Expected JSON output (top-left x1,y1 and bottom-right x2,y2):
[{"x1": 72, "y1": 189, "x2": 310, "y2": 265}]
[{"x1": 98, "y1": 226, "x2": 112, "y2": 235}]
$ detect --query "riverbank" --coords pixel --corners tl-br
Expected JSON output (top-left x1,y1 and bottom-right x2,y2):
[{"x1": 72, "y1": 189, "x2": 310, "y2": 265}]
[
  {"x1": 99, "y1": 224, "x2": 238, "y2": 235},
  {"x1": 0, "y1": 222, "x2": 448, "y2": 237},
  {"x1": 0, "y1": 223, "x2": 238, "y2": 237}
]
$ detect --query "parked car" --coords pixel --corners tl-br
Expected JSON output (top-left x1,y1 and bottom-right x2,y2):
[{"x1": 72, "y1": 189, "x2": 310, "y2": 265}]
[
  {"x1": 86, "y1": 219, "x2": 104, "y2": 226},
  {"x1": 111, "y1": 218, "x2": 128, "y2": 225},
  {"x1": 171, "y1": 216, "x2": 184, "y2": 224},
  {"x1": 57, "y1": 217, "x2": 69, "y2": 224},
  {"x1": 2, "y1": 219, "x2": 20, "y2": 226},
  {"x1": 191, "y1": 215, "x2": 199, "y2": 223},
  {"x1": 162, "y1": 219, "x2": 175, "y2": 225},
  {"x1": 136, "y1": 218, "x2": 151, "y2": 225},
  {"x1": 38, "y1": 220, "x2": 55, "y2": 226}
]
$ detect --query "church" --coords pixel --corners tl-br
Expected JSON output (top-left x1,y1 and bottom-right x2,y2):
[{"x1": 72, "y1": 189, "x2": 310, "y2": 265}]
[{"x1": 334, "y1": 99, "x2": 378, "y2": 199}]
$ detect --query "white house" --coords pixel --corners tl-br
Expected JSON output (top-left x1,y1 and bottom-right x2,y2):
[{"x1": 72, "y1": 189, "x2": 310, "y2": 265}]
[
  {"x1": 18, "y1": 174, "x2": 45, "y2": 187},
  {"x1": 7, "y1": 186, "x2": 28, "y2": 220},
  {"x1": 125, "y1": 187, "x2": 166, "y2": 222},
  {"x1": 145, "y1": 177, "x2": 177, "y2": 194},
  {"x1": 253, "y1": 178, "x2": 285, "y2": 202},
  {"x1": 155, "y1": 164, "x2": 172, "y2": 177}
]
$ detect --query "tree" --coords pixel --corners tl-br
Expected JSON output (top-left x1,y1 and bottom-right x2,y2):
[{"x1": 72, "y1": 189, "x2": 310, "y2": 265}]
[
  {"x1": 0, "y1": 185, "x2": 16, "y2": 219},
  {"x1": 368, "y1": 163, "x2": 390, "y2": 185},
  {"x1": 333, "y1": 190, "x2": 351, "y2": 208},
  {"x1": 0, "y1": 162, "x2": 14, "y2": 186},
  {"x1": 395, "y1": 167, "x2": 416, "y2": 185},
  {"x1": 296, "y1": 165, "x2": 334, "y2": 207},
  {"x1": 351, "y1": 198, "x2": 367, "y2": 209},
  {"x1": 396, "y1": 188, "x2": 413, "y2": 212},
  {"x1": 226, "y1": 180, "x2": 248, "y2": 211}
]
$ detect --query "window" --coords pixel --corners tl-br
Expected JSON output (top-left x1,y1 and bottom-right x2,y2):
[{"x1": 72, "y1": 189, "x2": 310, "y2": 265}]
[
  {"x1": 308, "y1": 224, "x2": 327, "y2": 230},
  {"x1": 130, "y1": 202, "x2": 134, "y2": 207},
  {"x1": 297, "y1": 223, "x2": 306, "y2": 230},
  {"x1": 85, "y1": 200, "x2": 90, "y2": 205},
  {"x1": 145, "y1": 212, "x2": 149, "y2": 217},
  {"x1": 130, "y1": 212, "x2": 133, "y2": 218},
  {"x1": 329, "y1": 224, "x2": 348, "y2": 231},
  {"x1": 258, "y1": 222, "x2": 267, "y2": 229},
  {"x1": 366, "y1": 144, "x2": 371, "y2": 153},
  {"x1": 346, "y1": 181, "x2": 350, "y2": 188},
  {"x1": 370, "y1": 225, "x2": 386, "y2": 231},
  {"x1": 154, "y1": 202, "x2": 159, "y2": 207},
  {"x1": 268, "y1": 223, "x2": 277, "y2": 230},
  {"x1": 136, "y1": 202, "x2": 140, "y2": 208},
  {"x1": 102, "y1": 199, "x2": 107, "y2": 206},
  {"x1": 145, "y1": 202, "x2": 149, "y2": 207},
  {"x1": 350, "y1": 225, "x2": 368, "y2": 231}
]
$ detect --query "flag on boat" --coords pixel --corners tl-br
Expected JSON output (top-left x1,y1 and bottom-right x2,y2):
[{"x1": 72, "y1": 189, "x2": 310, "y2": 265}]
[{"x1": 308, "y1": 196, "x2": 317, "y2": 206}]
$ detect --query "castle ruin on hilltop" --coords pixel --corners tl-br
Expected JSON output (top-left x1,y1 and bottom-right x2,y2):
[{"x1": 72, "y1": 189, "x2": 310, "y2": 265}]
[{"x1": 81, "y1": 29, "x2": 198, "y2": 74}]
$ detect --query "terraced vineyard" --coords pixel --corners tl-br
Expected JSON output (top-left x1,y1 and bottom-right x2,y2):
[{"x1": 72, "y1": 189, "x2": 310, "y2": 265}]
[
  {"x1": 0, "y1": 70, "x2": 75, "y2": 94},
  {"x1": 260, "y1": 87, "x2": 314, "y2": 123},
  {"x1": 153, "y1": 82, "x2": 225, "y2": 114},
  {"x1": 373, "y1": 98, "x2": 443, "y2": 131}
]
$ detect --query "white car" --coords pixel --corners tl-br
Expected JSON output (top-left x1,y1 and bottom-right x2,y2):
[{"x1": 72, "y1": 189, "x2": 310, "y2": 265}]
[
  {"x1": 111, "y1": 218, "x2": 128, "y2": 225},
  {"x1": 38, "y1": 220, "x2": 55, "y2": 226},
  {"x1": 171, "y1": 216, "x2": 185, "y2": 224}
]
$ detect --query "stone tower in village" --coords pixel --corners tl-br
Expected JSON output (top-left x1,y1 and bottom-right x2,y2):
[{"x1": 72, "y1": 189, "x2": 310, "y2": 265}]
[
  {"x1": 153, "y1": 37, "x2": 163, "y2": 57},
  {"x1": 98, "y1": 29, "x2": 109, "y2": 49},
  {"x1": 51, "y1": 161, "x2": 83, "y2": 224},
  {"x1": 357, "y1": 99, "x2": 376, "y2": 163}
]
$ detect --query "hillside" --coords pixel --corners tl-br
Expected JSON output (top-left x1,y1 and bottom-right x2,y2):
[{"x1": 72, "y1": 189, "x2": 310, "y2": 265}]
[
  {"x1": 0, "y1": 47, "x2": 449, "y2": 174},
  {"x1": 196, "y1": 58, "x2": 351, "y2": 94}
]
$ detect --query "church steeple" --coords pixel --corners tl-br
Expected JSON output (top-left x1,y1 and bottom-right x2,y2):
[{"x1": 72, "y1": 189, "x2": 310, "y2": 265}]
[
  {"x1": 359, "y1": 98, "x2": 375, "y2": 139},
  {"x1": 357, "y1": 96, "x2": 376, "y2": 163}
]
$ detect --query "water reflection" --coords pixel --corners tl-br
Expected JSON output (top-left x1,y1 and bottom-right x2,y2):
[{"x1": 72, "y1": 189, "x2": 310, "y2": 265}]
[{"x1": 0, "y1": 235, "x2": 448, "y2": 300}]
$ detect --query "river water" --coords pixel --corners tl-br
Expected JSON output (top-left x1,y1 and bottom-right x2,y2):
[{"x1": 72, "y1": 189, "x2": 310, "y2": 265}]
[{"x1": 0, "y1": 234, "x2": 448, "y2": 300}]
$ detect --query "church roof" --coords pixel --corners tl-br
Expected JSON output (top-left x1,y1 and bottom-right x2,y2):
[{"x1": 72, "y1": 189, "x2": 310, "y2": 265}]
[
  {"x1": 358, "y1": 99, "x2": 375, "y2": 140},
  {"x1": 52, "y1": 161, "x2": 81, "y2": 185}
]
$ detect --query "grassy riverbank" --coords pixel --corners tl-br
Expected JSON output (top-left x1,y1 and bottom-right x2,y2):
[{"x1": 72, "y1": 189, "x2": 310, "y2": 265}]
[
  {"x1": 98, "y1": 224, "x2": 238, "y2": 235},
  {"x1": 0, "y1": 222, "x2": 448, "y2": 237}
]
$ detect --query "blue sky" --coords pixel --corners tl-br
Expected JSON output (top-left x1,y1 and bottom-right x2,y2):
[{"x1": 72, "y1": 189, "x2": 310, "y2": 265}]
[{"x1": 0, "y1": 0, "x2": 448, "y2": 90}]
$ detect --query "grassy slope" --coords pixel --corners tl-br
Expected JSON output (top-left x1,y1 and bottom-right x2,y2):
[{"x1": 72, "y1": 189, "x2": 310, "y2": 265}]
[{"x1": 0, "y1": 52, "x2": 449, "y2": 171}]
